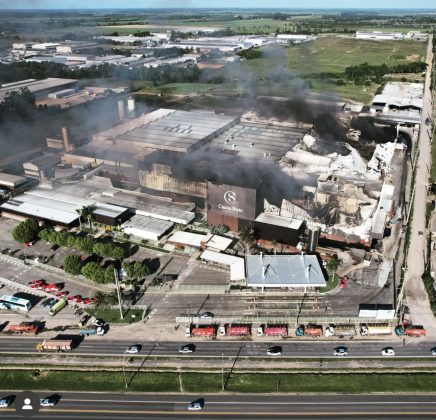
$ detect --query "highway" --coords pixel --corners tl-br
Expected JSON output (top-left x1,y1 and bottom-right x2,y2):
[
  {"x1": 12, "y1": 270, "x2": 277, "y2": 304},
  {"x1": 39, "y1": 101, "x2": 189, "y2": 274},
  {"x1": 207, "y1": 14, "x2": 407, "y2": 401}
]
[
  {"x1": 2, "y1": 393, "x2": 436, "y2": 419},
  {"x1": 0, "y1": 337, "x2": 435, "y2": 358}
]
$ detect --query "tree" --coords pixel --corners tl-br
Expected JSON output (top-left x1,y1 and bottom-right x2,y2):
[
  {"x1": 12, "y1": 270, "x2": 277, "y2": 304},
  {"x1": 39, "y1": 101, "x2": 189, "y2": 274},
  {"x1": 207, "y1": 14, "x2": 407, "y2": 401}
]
[
  {"x1": 81, "y1": 262, "x2": 104, "y2": 283},
  {"x1": 92, "y1": 290, "x2": 106, "y2": 306},
  {"x1": 104, "y1": 265, "x2": 116, "y2": 284},
  {"x1": 77, "y1": 205, "x2": 94, "y2": 229},
  {"x1": 122, "y1": 261, "x2": 149, "y2": 281},
  {"x1": 239, "y1": 224, "x2": 255, "y2": 255},
  {"x1": 63, "y1": 254, "x2": 82, "y2": 275},
  {"x1": 12, "y1": 218, "x2": 39, "y2": 244},
  {"x1": 111, "y1": 246, "x2": 126, "y2": 260},
  {"x1": 75, "y1": 236, "x2": 95, "y2": 253}
]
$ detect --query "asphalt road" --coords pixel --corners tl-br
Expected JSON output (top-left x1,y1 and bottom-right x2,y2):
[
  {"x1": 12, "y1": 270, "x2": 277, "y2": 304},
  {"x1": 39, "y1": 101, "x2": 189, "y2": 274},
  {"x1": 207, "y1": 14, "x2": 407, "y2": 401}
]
[
  {"x1": 0, "y1": 337, "x2": 435, "y2": 358},
  {"x1": 2, "y1": 393, "x2": 436, "y2": 419}
]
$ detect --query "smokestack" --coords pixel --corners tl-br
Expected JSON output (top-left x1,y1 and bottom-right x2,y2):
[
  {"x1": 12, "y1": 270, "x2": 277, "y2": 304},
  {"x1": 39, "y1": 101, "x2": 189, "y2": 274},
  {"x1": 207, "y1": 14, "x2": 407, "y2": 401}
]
[
  {"x1": 127, "y1": 97, "x2": 136, "y2": 114},
  {"x1": 62, "y1": 127, "x2": 72, "y2": 153},
  {"x1": 117, "y1": 99, "x2": 125, "y2": 121}
]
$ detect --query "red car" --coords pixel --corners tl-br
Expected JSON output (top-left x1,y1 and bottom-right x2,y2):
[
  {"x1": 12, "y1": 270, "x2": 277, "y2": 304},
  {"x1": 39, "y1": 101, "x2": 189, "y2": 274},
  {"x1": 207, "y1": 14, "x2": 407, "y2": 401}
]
[
  {"x1": 68, "y1": 295, "x2": 82, "y2": 302},
  {"x1": 82, "y1": 297, "x2": 97, "y2": 305},
  {"x1": 56, "y1": 291, "x2": 69, "y2": 298},
  {"x1": 44, "y1": 284, "x2": 62, "y2": 292},
  {"x1": 28, "y1": 280, "x2": 47, "y2": 289},
  {"x1": 339, "y1": 277, "x2": 349, "y2": 289}
]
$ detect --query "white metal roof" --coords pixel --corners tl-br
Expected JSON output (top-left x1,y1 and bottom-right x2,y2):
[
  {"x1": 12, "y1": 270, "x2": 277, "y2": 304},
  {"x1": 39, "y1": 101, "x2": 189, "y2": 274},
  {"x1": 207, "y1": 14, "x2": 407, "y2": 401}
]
[
  {"x1": 204, "y1": 235, "x2": 233, "y2": 252},
  {"x1": 200, "y1": 250, "x2": 245, "y2": 281},
  {"x1": 122, "y1": 214, "x2": 173, "y2": 236},
  {"x1": 167, "y1": 231, "x2": 206, "y2": 248},
  {"x1": 255, "y1": 213, "x2": 304, "y2": 230},
  {"x1": 246, "y1": 254, "x2": 326, "y2": 287}
]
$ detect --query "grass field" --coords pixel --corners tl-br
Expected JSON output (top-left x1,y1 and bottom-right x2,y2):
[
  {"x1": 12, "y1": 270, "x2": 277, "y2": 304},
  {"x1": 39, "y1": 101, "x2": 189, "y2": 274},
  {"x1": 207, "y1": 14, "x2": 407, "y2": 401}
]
[
  {"x1": 86, "y1": 308, "x2": 144, "y2": 324},
  {"x1": 2, "y1": 370, "x2": 436, "y2": 393},
  {"x1": 137, "y1": 37, "x2": 426, "y2": 103}
]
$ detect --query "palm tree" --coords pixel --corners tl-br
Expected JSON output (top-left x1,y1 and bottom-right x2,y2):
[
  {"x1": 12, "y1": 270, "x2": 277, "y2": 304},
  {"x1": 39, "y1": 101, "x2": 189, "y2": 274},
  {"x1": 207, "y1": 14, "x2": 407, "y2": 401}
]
[
  {"x1": 79, "y1": 205, "x2": 94, "y2": 230},
  {"x1": 75, "y1": 209, "x2": 83, "y2": 229},
  {"x1": 239, "y1": 224, "x2": 254, "y2": 255},
  {"x1": 93, "y1": 291, "x2": 106, "y2": 307}
]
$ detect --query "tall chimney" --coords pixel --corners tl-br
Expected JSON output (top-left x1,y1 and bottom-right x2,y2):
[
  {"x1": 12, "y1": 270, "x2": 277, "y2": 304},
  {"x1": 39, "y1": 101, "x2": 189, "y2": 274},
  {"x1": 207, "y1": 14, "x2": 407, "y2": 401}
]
[
  {"x1": 62, "y1": 127, "x2": 71, "y2": 152},
  {"x1": 118, "y1": 99, "x2": 125, "y2": 121}
]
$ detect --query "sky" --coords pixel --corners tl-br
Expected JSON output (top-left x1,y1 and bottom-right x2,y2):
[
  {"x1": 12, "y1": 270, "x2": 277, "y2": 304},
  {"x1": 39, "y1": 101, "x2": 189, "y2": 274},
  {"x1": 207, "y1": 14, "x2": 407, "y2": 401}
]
[{"x1": 1, "y1": 0, "x2": 436, "y2": 10}]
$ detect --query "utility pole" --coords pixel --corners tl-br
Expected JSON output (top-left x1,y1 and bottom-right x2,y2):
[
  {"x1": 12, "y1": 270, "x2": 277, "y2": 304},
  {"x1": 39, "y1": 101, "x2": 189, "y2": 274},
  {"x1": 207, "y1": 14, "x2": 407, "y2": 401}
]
[
  {"x1": 122, "y1": 357, "x2": 128, "y2": 388},
  {"x1": 114, "y1": 268, "x2": 124, "y2": 320},
  {"x1": 221, "y1": 353, "x2": 224, "y2": 391}
]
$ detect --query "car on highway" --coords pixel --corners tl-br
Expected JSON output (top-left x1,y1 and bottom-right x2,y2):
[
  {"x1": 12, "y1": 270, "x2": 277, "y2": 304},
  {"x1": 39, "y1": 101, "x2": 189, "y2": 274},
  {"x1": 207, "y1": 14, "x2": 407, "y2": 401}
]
[
  {"x1": 188, "y1": 400, "x2": 204, "y2": 411},
  {"x1": 431, "y1": 347, "x2": 436, "y2": 356},
  {"x1": 200, "y1": 311, "x2": 214, "y2": 319},
  {"x1": 418, "y1": 231, "x2": 424, "y2": 236},
  {"x1": 333, "y1": 346, "x2": 348, "y2": 356},
  {"x1": 0, "y1": 398, "x2": 12, "y2": 408},
  {"x1": 56, "y1": 291, "x2": 69, "y2": 298},
  {"x1": 179, "y1": 344, "x2": 195, "y2": 354},
  {"x1": 425, "y1": 117, "x2": 431, "y2": 126},
  {"x1": 40, "y1": 395, "x2": 60, "y2": 407},
  {"x1": 92, "y1": 319, "x2": 105, "y2": 327},
  {"x1": 381, "y1": 347, "x2": 395, "y2": 356},
  {"x1": 125, "y1": 345, "x2": 141, "y2": 354},
  {"x1": 267, "y1": 346, "x2": 282, "y2": 356}
]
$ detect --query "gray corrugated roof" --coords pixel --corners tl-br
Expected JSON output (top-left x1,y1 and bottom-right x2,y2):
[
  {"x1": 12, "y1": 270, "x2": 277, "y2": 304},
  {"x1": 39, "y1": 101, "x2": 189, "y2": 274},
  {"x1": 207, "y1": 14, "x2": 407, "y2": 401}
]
[{"x1": 246, "y1": 254, "x2": 326, "y2": 287}]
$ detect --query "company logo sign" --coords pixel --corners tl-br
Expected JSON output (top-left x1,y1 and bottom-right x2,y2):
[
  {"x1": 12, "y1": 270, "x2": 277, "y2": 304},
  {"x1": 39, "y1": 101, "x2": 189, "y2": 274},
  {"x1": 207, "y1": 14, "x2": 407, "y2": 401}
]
[
  {"x1": 219, "y1": 190, "x2": 243, "y2": 213},
  {"x1": 224, "y1": 191, "x2": 238, "y2": 205}
]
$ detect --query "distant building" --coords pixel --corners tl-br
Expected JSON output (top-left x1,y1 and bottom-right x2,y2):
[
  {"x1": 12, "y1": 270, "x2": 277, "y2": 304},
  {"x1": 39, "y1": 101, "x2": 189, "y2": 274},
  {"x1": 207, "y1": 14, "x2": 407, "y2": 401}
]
[{"x1": 355, "y1": 31, "x2": 404, "y2": 41}]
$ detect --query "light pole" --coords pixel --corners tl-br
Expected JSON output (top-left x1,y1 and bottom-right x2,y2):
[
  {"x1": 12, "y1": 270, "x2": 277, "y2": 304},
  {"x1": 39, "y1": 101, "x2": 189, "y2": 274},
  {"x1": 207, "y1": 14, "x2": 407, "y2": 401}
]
[
  {"x1": 221, "y1": 353, "x2": 224, "y2": 391},
  {"x1": 122, "y1": 354, "x2": 128, "y2": 389}
]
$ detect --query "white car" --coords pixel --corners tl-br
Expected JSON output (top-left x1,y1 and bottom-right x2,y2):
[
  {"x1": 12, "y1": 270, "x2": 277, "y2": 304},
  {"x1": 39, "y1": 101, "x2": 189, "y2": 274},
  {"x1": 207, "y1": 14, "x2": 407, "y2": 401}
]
[
  {"x1": 333, "y1": 346, "x2": 348, "y2": 356},
  {"x1": 431, "y1": 347, "x2": 436, "y2": 356},
  {"x1": 200, "y1": 312, "x2": 214, "y2": 319},
  {"x1": 188, "y1": 401, "x2": 203, "y2": 411},
  {"x1": 40, "y1": 398, "x2": 55, "y2": 407},
  {"x1": 125, "y1": 345, "x2": 141, "y2": 354},
  {"x1": 92, "y1": 319, "x2": 105, "y2": 327},
  {"x1": 0, "y1": 399, "x2": 12, "y2": 408},
  {"x1": 179, "y1": 344, "x2": 195, "y2": 354},
  {"x1": 381, "y1": 347, "x2": 395, "y2": 356}
]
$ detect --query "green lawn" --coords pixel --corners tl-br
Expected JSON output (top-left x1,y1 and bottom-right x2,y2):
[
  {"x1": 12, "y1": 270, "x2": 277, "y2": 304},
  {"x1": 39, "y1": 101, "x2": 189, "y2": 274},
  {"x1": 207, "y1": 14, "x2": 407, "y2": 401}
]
[
  {"x1": 87, "y1": 308, "x2": 144, "y2": 324},
  {"x1": 2, "y1": 370, "x2": 436, "y2": 393}
]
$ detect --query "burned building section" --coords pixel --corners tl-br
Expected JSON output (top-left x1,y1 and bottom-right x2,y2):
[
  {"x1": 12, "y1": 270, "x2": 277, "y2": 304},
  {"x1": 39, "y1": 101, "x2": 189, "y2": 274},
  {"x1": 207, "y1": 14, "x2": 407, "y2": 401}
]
[{"x1": 62, "y1": 103, "x2": 409, "y2": 250}]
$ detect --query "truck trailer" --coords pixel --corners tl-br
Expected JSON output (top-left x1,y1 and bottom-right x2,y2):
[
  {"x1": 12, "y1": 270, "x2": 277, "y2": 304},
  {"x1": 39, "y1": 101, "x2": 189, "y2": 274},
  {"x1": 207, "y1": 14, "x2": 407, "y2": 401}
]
[
  {"x1": 324, "y1": 325, "x2": 356, "y2": 337},
  {"x1": 395, "y1": 325, "x2": 426, "y2": 337},
  {"x1": 7, "y1": 322, "x2": 40, "y2": 335},
  {"x1": 189, "y1": 326, "x2": 215, "y2": 337},
  {"x1": 36, "y1": 339, "x2": 73, "y2": 352},
  {"x1": 295, "y1": 325, "x2": 323, "y2": 337},
  {"x1": 220, "y1": 325, "x2": 250, "y2": 336},
  {"x1": 360, "y1": 323, "x2": 391, "y2": 336},
  {"x1": 257, "y1": 325, "x2": 287, "y2": 337}
]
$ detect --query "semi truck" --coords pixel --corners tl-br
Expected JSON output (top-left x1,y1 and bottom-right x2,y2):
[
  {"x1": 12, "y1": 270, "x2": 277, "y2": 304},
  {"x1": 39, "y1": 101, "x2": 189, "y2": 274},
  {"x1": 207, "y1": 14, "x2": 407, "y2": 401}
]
[
  {"x1": 324, "y1": 324, "x2": 356, "y2": 337},
  {"x1": 187, "y1": 326, "x2": 215, "y2": 337},
  {"x1": 360, "y1": 323, "x2": 391, "y2": 336},
  {"x1": 219, "y1": 325, "x2": 250, "y2": 336},
  {"x1": 257, "y1": 325, "x2": 287, "y2": 337},
  {"x1": 36, "y1": 339, "x2": 73, "y2": 352},
  {"x1": 49, "y1": 299, "x2": 67, "y2": 316},
  {"x1": 7, "y1": 322, "x2": 39, "y2": 335},
  {"x1": 395, "y1": 325, "x2": 427, "y2": 337},
  {"x1": 295, "y1": 325, "x2": 323, "y2": 337}
]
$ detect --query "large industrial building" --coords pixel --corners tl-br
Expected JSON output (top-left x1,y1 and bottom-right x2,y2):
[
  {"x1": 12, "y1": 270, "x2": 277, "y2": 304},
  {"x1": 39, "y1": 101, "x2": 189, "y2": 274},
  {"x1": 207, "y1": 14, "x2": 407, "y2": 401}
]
[{"x1": 63, "y1": 108, "x2": 312, "y2": 243}]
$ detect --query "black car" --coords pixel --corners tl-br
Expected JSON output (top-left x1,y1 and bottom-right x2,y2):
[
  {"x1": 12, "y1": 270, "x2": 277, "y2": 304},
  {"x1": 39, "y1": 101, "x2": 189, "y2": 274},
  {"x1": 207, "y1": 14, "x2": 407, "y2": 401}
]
[{"x1": 41, "y1": 298, "x2": 54, "y2": 308}]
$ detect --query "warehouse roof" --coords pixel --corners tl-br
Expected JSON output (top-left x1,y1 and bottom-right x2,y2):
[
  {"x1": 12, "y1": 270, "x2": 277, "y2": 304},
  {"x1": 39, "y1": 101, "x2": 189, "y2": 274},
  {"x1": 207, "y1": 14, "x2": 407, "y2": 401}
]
[
  {"x1": 0, "y1": 172, "x2": 27, "y2": 188},
  {"x1": 28, "y1": 176, "x2": 195, "y2": 225},
  {"x1": 167, "y1": 231, "x2": 205, "y2": 248},
  {"x1": 255, "y1": 213, "x2": 304, "y2": 230},
  {"x1": 92, "y1": 202, "x2": 128, "y2": 219},
  {"x1": 200, "y1": 250, "x2": 245, "y2": 281},
  {"x1": 204, "y1": 234, "x2": 233, "y2": 252},
  {"x1": 246, "y1": 254, "x2": 326, "y2": 288},
  {"x1": 0, "y1": 78, "x2": 78, "y2": 102},
  {"x1": 207, "y1": 121, "x2": 308, "y2": 161},
  {"x1": 122, "y1": 214, "x2": 173, "y2": 237}
]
